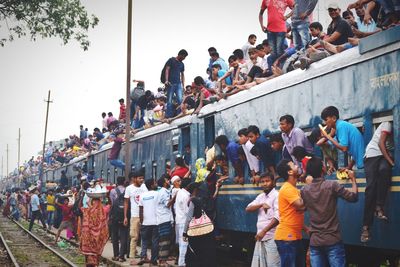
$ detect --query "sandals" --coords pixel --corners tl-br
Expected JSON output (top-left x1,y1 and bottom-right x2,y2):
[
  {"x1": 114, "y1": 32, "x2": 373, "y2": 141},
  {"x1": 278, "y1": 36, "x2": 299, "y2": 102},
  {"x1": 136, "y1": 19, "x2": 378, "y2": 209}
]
[
  {"x1": 360, "y1": 227, "x2": 370, "y2": 243},
  {"x1": 375, "y1": 209, "x2": 389, "y2": 221}
]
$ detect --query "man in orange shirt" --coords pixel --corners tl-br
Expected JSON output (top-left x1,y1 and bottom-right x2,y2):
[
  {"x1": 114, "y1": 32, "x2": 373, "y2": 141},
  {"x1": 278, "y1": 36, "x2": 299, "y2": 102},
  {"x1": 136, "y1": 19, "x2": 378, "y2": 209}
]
[{"x1": 275, "y1": 159, "x2": 306, "y2": 267}]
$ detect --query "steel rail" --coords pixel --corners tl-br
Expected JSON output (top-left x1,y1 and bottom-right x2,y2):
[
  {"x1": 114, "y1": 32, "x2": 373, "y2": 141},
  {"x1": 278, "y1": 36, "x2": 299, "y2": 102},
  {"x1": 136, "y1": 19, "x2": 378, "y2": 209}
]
[
  {"x1": 11, "y1": 219, "x2": 78, "y2": 267},
  {"x1": 0, "y1": 231, "x2": 20, "y2": 267}
]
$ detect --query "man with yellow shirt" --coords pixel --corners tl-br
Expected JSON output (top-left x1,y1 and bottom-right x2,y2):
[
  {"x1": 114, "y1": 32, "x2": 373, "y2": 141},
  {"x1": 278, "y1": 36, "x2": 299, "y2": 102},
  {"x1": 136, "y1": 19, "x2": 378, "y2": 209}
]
[
  {"x1": 46, "y1": 190, "x2": 56, "y2": 230},
  {"x1": 275, "y1": 159, "x2": 306, "y2": 267}
]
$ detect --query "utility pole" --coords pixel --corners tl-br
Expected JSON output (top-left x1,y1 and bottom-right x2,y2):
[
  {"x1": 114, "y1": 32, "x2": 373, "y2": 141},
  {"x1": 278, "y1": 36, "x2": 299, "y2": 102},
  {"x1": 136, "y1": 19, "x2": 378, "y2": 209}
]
[
  {"x1": 124, "y1": 0, "x2": 133, "y2": 181},
  {"x1": 6, "y1": 144, "x2": 9, "y2": 178},
  {"x1": 17, "y1": 128, "x2": 21, "y2": 173},
  {"x1": 41, "y1": 91, "x2": 53, "y2": 185}
]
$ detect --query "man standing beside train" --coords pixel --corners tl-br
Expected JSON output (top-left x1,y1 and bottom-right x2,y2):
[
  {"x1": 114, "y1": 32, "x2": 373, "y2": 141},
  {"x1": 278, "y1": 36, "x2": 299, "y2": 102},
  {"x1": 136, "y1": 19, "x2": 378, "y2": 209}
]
[{"x1": 301, "y1": 157, "x2": 358, "y2": 266}]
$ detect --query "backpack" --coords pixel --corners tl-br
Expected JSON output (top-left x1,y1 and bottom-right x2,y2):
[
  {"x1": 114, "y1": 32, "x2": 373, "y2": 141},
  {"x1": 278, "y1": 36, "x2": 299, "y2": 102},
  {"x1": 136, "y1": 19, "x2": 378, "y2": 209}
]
[
  {"x1": 160, "y1": 57, "x2": 173, "y2": 84},
  {"x1": 110, "y1": 187, "x2": 126, "y2": 223},
  {"x1": 131, "y1": 85, "x2": 145, "y2": 101}
]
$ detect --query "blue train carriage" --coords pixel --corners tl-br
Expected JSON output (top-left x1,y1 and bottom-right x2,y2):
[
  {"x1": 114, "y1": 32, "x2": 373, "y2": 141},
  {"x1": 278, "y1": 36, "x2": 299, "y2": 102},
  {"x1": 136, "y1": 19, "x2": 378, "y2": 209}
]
[{"x1": 196, "y1": 27, "x2": 400, "y2": 263}]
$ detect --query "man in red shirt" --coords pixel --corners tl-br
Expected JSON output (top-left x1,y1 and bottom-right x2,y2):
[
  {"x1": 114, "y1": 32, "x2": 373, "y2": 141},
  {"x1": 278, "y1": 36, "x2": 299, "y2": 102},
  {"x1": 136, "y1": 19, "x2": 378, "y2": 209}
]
[
  {"x1": 55, "y1": 198, "x2": 74, "y2": 243},
  {"x1": 259, "y1": 0, "x2": 294, "y2": 62},
  {"x1": 119, "y1": 98, "x2": 126, "y2": 122}
]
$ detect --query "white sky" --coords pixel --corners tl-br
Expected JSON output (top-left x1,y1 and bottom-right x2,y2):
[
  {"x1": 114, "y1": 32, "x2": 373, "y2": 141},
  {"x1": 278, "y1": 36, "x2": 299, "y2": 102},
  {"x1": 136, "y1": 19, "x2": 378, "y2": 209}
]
[{"x1": 0, "y1": 0, "x2": 352, "y2": 177}]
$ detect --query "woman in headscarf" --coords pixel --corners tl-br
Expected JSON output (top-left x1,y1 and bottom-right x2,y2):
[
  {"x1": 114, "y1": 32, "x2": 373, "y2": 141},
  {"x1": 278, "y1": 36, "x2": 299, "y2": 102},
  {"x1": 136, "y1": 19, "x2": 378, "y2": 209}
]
[
  {"x1": 80, "y1": 198, "x2": 109, "y2": 267},
  {"x1": 194, "y1": 158, "x2": 209, "y2": 183},
  {"x1": 183, "y1": 182, "x2": 216, "y2": 267}
]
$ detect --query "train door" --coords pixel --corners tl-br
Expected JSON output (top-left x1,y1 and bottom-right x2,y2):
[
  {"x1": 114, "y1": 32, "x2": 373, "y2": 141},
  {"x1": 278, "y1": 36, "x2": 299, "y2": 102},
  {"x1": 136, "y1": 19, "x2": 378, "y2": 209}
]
[
  {"x1": 204, "y1": 115, "x2": 215, "y2": 149},
  {"x1": 179, "y1": 126, "x2": 191, "y2": 166}
]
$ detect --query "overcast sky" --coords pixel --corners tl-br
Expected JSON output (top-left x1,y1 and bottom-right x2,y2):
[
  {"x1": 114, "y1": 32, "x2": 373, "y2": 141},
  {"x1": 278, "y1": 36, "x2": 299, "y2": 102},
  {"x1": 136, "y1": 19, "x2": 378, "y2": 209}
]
[{"x1": 0, "y1": 0, "x2": 352, "y2": 176}]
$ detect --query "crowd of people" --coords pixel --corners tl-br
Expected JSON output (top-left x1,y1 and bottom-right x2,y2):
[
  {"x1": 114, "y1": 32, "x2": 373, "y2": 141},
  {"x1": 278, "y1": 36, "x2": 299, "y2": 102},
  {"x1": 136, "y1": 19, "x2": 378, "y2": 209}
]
[
  {"x1": 0, "y1": 103, "x2": 394, "y2": 267},
  {"x1": 12, "y1": 0, "x2": 398, "y2": 189}
]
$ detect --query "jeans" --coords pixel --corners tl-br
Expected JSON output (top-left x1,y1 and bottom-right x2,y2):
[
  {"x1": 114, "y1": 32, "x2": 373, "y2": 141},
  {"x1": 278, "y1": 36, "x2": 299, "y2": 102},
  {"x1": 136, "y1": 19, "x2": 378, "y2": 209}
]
[
  {"x1": 29, "y1": 210, "x2": 46, "y2": 231},
  {"x1": 133, "y1": 108, "x2": 145, "y2": 129},
  {"x1": 111, "y1": 221, "x2": 129, "y2": 258},
  {"x1": 275, "y1": 240, "x2": 305, "y2": 267},
  {"x1": 310, "y1": 242, "x2": 346, "y2": 267},
  {"x1": 166, "y1": 83, "x2": 183, "y2": 118},
  {"x1": 267, "y1": 31, "x2": 286, "y2": 63},
  {"x1": 110, "y1": 159, "x2": 125, "y2": 170},
  {"x1": 363, "y1": 156, "x2": 392, "y2": 226},
  {"x1": 141, "y1": 225, "x2": 159, "y2": 262},
  {"x1": 292, "y1": 21, "x2": 310, "y2": 50},
  {"x1": 47, "y1": 211, "x2": 54, "y2": 228}
]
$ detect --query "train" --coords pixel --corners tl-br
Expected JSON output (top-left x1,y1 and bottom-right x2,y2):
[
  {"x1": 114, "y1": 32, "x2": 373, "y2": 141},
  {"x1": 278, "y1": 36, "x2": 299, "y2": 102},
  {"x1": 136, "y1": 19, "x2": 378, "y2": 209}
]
[{"x1": 22, "y1": 26, "x2": 400, "y2": 265}]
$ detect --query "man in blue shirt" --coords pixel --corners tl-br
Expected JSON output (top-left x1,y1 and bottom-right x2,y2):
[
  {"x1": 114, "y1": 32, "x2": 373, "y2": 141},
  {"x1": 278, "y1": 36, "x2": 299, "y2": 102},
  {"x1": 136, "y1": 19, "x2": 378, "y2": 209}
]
[
  {"x1": 214, "y1": 135, "x2": 244, "y2": 184},
  {"x1": 320, "y1": 106, "x2": 365, "y2": 169},
  {"x1": 28, "y1": 187, "x2": 47, "y2": 231},
  {"x1": 164, "y1": 49, "x2": 188, "y2": 118}
]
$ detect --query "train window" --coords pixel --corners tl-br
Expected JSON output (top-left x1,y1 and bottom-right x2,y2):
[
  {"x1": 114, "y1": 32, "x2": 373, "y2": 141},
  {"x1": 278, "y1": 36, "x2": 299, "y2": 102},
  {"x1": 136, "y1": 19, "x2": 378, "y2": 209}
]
[
  {"x1": 347, "y1": 117, "x2": 364, "y2": 134},
  {"x1": 131, "y1": 164, "x2": 135, "y2": 172},
  {"x1": 152, "y1": 161, "x2": 157, "y2": 179},
  {"x1": 204, "y1": 116, "x2": 215, "y2": 149},
  {"x1": 101, "y1": 170, "x2": 104, "y2": 177},
  {"x1": 372, "y1": 111, "x2": 393, "y2": 131},
  {"x1": 107, "y1": 169, "x2": 110, "y2": 181},
  {"x1": 141, "y1": 162, "x2": 146, "y2": 177}
]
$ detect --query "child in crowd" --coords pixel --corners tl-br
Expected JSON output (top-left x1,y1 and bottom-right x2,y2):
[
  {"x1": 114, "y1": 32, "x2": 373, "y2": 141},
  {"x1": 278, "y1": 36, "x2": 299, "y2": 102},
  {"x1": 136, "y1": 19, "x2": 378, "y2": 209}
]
[{"x1": 55, "y1": 198, "x2": 75, "y2": 243}]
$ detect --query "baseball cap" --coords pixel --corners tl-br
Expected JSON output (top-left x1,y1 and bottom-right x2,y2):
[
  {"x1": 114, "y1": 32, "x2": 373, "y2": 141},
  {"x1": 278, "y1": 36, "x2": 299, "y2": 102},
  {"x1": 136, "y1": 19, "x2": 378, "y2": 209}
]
[{"x1": 327, "y1": 3, "x2": 340, "y2": 9}]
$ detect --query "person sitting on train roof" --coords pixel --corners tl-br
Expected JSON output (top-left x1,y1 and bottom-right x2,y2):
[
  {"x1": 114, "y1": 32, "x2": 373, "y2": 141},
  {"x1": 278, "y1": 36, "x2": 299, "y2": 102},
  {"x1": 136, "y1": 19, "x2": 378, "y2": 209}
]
[
  {"x1": 279, "y1": 115, "x2": 314, "y2": 173},
  {"x1": 320, "y1": 106, "x2": 365, "y2": 169},
  {"x1": 325, "y1": 3, "x2": 355, "y2": 46},
  {"x1": 274, "y1": 159, "x2": 306, "y2": 267},
  {"x1": 237, "y1": 128, "x2": 261, "y2": 181},
  {"x1": 211, "y1": 64, "x2": 232, "y2": 91},
  {"x1": 217, "y1": 55, "x2": 245, "y2": 97},
  {"x1": 246, "y1": 172, "x2": 280, "y2": 267},
  {"x1": 242, "y1": 34, "x2": 257, "y2": 60},
  {"x1": 233, "y1": 49, "x2": 250, "y2": 80},
  {"x1": 301, "y1": 157, "x2": 358, "y2": 267},
  {"x1": 133, "y1": 90, "x2": 153, "y2": 129},
  {"x1": 210, "y1": 51, "x2": 229, "y2": 71},
  {"x1": 192, "y1": 76, "x2": 220, "y2": 115},
  {"x1": 214, "y1": 135, "x2": 244, "y2": 184},
  {"x1": 107, "y1": 112, "x2": 117, "y2": 129},
  {"x1": 361, "y1": 120, "x2": 394, "y2": 243},
  {"x1": 247, "y1": 125, "x2": 276, "y2": 180}
]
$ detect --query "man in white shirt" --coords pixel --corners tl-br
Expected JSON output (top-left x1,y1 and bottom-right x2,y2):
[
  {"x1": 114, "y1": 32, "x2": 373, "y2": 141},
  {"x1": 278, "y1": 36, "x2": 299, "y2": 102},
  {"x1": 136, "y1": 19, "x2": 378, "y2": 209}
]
[
  {"x1": 242, "y1": 34, "x2": 257, "y2": 60},
  {"x1": 361, "y1": 121, "x2": 394, "y2": 242},
  {"x1": 123, "y1": 170, "x2": 147, "y2": 262},
  {"x1": 138, "y1": 179, "x2": 159, "y2": 265},
  {"x1": 174, "y1": 179, "x2": 192, "y2": 267},
  {"x1": 28, "y1": 187, "x2": 47, "y2": 231},
  {"x1": 101, "y1": 112, "x2": 108, "y2": 130},
  {"x1": 156, "y1": 176, "x2": 174, "y2": 266}
]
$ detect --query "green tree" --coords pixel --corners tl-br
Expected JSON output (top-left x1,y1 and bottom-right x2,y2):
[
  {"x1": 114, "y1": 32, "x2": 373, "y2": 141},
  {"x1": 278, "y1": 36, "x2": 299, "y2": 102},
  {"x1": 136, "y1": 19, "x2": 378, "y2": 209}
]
[{"x1": 0, "y1": 0, "x2": 99, "y2": 50}]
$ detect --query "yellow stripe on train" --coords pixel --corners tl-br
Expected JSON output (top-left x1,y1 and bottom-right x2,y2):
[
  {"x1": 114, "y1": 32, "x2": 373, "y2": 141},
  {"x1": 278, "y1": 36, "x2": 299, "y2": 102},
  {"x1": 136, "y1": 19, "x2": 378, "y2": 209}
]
[{"x1": 218, "y1": 186, "x2": 400, "y2": 195}]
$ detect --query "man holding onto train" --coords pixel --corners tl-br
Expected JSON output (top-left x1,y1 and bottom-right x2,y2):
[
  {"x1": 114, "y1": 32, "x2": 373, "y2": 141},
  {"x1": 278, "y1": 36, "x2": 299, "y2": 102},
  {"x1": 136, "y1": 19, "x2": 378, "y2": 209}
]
[
  {"x1": 361, "y1": 121, "x2": 394, "y2": 242},
  {"x1": 246, "y1": 172, "x2": 280, "y2": 267},
  {"x1": 301, "y1": 157, "x2": 358, "y2": 267},
  {"x1": 320, "y1": 106, "x2": 365, "y2": 169}
]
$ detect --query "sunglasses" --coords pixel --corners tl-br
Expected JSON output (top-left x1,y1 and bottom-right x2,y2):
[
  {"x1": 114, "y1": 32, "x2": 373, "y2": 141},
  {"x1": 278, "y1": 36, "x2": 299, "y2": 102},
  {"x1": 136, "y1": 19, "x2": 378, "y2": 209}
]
[{"x1": 328, "y1": 8, "x2": 338, "y2": 12}]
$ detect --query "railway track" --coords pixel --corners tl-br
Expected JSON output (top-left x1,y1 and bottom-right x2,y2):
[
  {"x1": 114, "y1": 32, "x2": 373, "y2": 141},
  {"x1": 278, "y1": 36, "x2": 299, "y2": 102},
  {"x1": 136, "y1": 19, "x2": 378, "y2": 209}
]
[{"x1": 0, "y1": 216, "x2": 79, "y2": 267}]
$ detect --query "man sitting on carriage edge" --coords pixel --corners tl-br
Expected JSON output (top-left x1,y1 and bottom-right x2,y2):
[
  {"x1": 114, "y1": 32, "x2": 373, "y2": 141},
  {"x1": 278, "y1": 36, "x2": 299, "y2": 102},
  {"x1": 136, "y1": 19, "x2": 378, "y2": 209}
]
[{"x1": 320, "y1": 106, "x2": 365, "y2": 169}]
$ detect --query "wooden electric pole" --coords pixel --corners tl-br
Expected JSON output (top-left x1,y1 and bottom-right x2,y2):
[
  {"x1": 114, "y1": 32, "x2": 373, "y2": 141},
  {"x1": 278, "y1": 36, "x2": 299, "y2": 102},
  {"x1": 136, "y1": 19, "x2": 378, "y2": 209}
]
[
  {"x1": 124, "y1": 0, "x2": 133, "y2": 181},
  {"x1": 41, "y1": 91, "x2": 53, "y2": 184},
  {"x1": 17, "y1": 128, "x2": 21, "y2": 173}
]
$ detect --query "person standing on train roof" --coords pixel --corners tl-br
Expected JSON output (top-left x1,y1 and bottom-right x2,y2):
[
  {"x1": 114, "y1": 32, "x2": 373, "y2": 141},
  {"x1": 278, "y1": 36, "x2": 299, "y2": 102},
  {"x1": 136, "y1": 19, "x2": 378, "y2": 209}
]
[
  {"x1": 118, "y1": 98, "x2": 126, "y2": 122},
  {"x1": 108, "y1": 134, "x2": 125, "y2": 170},
  {"x1": 274, "y1": 159, "x2": 306, "y2": 267},
  {"x1": 291, "y1": 0, "x2": 318, "y2": 50},
  {"x1": 123, "y1": 170, "x2": 147, "y2": 262},
  {"x1": 163, "y1": 49, "x2": 188, "y2": 118},
  {"x1": 320, "y1": 106, "x2": 365, "y2": 169},
  {"x1": 259, "y1": 0, "x2": 294, "y2": 63},
  {"x1": 361, "y1": 121, "x2": 394, "y2": 243},
  {"x1": 301, "y1": 157, "x2": 358, "y2": 267},
  {"x1": 246, "y1": 172, "x2": 280, "y2": 267},
  {"x1": 247, "y1": 125, "x2": 276, "y2": 179},
  {"x1": 214, "y1": 135, "x2": 244, "y2": 184}
]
